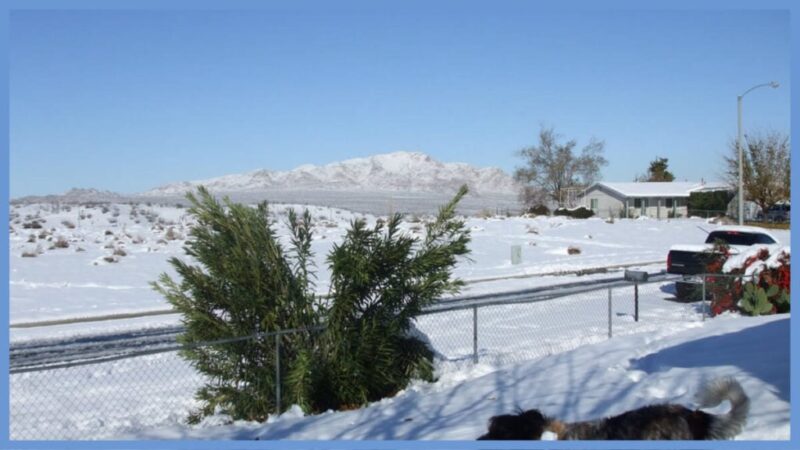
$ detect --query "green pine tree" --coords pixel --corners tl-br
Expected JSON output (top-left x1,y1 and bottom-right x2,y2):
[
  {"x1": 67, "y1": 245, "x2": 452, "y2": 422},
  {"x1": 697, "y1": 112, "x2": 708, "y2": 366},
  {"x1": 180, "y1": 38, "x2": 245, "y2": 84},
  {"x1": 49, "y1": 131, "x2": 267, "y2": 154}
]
[
  {"x1": 304, "y1": 185, "x2": 472, "y2": 411},
  {"x1": 152, "y1": 186, "x2": 320, "y2": 422},
  {"x1": 153, "y1": 185, "x2": 473, "y2": 420}
]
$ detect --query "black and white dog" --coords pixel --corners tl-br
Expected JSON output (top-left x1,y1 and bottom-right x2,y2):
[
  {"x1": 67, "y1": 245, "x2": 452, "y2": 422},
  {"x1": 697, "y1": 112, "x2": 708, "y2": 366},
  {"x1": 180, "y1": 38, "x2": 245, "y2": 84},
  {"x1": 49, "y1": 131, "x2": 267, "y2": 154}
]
[{"x1": 478, "y1": 378, "x2": 749, "y2": 440}]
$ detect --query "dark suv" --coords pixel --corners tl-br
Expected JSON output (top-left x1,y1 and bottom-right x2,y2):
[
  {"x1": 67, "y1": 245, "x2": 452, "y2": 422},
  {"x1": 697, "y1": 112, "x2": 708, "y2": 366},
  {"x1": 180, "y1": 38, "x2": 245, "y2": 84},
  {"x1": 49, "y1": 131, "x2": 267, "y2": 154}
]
[{"x1": 765, "y1": 204, "x2": 790, "y2": 223}]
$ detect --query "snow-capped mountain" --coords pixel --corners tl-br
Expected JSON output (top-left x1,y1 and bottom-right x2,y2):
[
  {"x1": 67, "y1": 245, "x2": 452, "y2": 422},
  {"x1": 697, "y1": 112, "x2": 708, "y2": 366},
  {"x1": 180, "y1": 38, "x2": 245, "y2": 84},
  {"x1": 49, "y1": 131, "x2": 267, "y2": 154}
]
[{"x1": 142, "y1": 152, "x2": 519, "y2": 196}]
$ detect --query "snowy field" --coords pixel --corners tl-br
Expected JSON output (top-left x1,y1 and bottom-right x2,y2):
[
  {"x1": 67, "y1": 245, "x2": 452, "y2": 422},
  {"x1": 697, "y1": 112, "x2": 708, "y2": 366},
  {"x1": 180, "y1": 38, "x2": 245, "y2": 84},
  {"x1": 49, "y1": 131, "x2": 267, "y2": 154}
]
[
  {"x1": 7, "y1": 201, "x2": 791, "y2": 440},
  {"x1": 9, "y1": 201, "x2": 790, "y2": 328}
]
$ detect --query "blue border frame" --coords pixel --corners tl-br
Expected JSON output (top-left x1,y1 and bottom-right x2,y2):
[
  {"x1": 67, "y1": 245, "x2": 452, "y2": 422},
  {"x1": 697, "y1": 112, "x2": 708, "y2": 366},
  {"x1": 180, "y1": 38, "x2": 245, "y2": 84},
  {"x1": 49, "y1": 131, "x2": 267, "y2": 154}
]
[{"x1": 2, "y1": 0, "x2": 795, "y2": 449}]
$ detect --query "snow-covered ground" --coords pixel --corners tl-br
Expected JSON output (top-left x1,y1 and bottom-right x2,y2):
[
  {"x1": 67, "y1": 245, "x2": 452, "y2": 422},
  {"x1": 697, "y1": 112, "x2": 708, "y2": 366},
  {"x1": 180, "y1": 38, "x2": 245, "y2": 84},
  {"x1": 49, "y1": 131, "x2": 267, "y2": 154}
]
[
  {"x1": 152, "y1": 314, "x2": 787, "y2": 441},
  {"x1": 7, "y1": 201, "x2": 791, "y2": 440},
  {"x1": 9, "y1": 201, "x2": 790, "y2": 328},
  {"x1": 11, "y1": 304, "x2": 789, "y2": 440}
]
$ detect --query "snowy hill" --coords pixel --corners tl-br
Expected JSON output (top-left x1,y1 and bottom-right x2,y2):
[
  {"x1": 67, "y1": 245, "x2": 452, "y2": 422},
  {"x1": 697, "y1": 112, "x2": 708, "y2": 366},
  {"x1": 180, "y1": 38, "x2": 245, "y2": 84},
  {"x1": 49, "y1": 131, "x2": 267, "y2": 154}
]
[
  {"x1": 142, "y1": 151, "x2": 519, "y2": 197},
  {"x1": 12, "y1": 188, "x2": 126, "y2": 205}
]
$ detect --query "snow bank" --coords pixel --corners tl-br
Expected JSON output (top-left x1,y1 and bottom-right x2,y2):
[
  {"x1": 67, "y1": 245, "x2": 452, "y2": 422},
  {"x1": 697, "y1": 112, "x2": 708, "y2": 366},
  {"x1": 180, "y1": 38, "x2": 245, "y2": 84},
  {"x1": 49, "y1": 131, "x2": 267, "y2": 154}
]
[{"x1": 129, "y1": 315, "x2": 788, "y2": 440}]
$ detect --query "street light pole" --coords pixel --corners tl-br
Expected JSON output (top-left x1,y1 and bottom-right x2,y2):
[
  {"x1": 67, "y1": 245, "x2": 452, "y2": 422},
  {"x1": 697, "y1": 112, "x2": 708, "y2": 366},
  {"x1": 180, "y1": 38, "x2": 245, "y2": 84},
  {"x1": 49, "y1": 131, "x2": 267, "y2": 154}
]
[
  {"x1": 736, "y1": 81, "x2": 779, "y2": 225},
  {"x1": 737, "y1": 95, "x2": 743, "y2": 225}
]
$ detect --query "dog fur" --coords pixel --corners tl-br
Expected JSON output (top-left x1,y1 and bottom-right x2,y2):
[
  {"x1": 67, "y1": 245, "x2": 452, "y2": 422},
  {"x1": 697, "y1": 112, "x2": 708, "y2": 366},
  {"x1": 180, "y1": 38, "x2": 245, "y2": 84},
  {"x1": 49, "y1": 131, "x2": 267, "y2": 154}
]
[{"x1": 477, "y1": 377, "x2": 749, "y2": 440}]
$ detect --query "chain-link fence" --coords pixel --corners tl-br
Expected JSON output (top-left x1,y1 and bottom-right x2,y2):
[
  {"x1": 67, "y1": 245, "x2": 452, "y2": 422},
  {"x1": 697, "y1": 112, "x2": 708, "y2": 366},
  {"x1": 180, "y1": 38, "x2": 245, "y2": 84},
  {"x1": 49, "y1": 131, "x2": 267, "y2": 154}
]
[
  {"x1": 415, "y1": 278, "x2": 702, "y2": 369},
  {"x1": 10, "y1": 276, "x2": 701, "y2": 440}
]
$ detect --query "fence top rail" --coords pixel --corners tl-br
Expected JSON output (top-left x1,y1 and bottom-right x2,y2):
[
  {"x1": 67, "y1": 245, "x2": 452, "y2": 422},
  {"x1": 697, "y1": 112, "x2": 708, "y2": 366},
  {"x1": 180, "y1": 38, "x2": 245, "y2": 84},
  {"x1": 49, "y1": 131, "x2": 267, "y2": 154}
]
[
  {"x1": 10, "y1": 325, "x2": 327, "y2": 374},
  {"x1": 421, "y1": 272, "x2": 678, "y2": 315}
]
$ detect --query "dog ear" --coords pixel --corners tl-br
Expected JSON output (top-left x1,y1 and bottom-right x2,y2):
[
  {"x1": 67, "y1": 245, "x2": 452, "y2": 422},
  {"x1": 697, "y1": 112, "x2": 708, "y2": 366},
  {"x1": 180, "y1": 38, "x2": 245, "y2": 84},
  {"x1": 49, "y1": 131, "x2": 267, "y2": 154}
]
[{"x1": 520, "y1": 409, "x2": 548, "y2": 438}]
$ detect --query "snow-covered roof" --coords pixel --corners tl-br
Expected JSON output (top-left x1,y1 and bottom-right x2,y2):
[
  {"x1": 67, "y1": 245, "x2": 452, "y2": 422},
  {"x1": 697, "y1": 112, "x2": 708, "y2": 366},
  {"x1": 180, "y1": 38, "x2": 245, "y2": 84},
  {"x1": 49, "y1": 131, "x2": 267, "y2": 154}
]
[{"x1": 585, "y1": 181, "x2": 731, "y2": 198}]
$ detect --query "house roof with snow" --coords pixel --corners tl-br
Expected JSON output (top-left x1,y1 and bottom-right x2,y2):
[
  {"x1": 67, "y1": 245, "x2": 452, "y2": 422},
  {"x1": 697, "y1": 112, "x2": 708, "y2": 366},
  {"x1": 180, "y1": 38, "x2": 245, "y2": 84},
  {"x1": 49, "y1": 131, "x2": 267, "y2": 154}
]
[{"x1": 582, "y1": 181, "x2": 731, "y2": 198}]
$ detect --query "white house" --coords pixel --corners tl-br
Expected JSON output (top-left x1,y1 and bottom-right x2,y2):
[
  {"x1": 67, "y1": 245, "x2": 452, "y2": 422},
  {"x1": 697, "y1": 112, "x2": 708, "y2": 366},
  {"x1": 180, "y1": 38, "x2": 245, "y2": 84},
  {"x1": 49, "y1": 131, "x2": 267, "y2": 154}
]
[{"x1": 579, "y1": 181, "x2": 731, "y2": 219}]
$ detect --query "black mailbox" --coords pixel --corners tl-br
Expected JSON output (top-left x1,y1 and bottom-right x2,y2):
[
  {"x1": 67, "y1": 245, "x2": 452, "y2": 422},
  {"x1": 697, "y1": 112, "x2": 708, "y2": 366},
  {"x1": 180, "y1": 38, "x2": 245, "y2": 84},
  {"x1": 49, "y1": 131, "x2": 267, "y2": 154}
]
[{"x1": 624, "y1": 270, "x2": 648, "y2": 282}]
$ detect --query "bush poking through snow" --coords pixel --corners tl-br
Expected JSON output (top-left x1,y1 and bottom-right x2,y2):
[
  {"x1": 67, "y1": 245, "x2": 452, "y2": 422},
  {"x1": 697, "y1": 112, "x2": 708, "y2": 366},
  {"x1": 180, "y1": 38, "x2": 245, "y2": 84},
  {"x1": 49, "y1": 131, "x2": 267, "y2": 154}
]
[
  {"x1": 164, "y1": 227, "x2": 181, "y2": 241},
  {"x1": 53, "y1": 237, "x2": 70, "y2": 249},
  {"x1": 61, "y1": 220, "x2": 76, "y2": 229},
  {"x1": 153, "y1": 185, "x2": 471, "y2": 422},
  {"x1": 705, "y1": 241, "x2": 790, "y2": 317},
  {"x1": 554, "y1": 206, "x2": 594, "y2": 219},
  {"x1": 567, "y1": 246, "x2": 581, "y2": 255},
  {"x1": 526, "y1": 204, "x2": 550, "y2": 216}
]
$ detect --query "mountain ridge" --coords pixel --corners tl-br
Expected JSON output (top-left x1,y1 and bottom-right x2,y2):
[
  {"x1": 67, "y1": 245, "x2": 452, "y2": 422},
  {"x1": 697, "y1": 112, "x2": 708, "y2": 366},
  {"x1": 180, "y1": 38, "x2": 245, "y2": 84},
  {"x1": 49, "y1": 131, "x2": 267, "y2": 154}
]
[{"x1": 142, "y1": 151, "x2": 519, "y2": 197}]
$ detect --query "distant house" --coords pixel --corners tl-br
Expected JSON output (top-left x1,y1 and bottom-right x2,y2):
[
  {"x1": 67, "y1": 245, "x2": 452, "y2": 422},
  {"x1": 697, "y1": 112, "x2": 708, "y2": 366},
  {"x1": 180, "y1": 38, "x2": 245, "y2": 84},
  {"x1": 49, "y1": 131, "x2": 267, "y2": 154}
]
[{"x1": 579, "y1": 181, "x2": 731, "y2": 219}]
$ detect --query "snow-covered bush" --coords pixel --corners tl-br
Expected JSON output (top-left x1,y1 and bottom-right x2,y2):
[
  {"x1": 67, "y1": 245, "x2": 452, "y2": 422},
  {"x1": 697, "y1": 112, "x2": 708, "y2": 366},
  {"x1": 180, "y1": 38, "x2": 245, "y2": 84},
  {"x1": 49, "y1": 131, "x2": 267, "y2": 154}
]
[
  {"x1": 153, "y1": 186, "x2": 471, "y2": 422},
  {"x1": 706, "y1": 242, "x2": 790, "y2": 317},
  {"x1": 526, "y1": 204, "x2": 550, "y2": 216},
  {"x1": 553, "y1": 206, "x2": 594, "y2": 219}
]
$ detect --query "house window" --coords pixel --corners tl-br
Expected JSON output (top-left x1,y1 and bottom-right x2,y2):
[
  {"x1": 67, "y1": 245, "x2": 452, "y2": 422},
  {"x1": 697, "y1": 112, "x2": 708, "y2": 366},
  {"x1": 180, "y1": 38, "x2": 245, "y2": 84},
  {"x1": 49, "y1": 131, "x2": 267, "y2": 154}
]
[
  {"x1": 590, "y1": 199, "x2": 598, "y2": 211},
  {"x1": 634, "y1": 198, "x2": 642, "y2": 208},
  {"x1": 666, "y1": 198, "x2": 674, "y2": 208}
]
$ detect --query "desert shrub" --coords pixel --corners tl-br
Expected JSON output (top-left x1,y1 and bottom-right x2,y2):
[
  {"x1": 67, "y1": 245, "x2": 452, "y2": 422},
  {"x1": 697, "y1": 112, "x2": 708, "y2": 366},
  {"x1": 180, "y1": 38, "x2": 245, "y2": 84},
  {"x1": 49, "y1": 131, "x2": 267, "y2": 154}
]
[
  {"x1": 526, "y1": 204, "x2": 550, "y2": 216},
  {"x1": 61, "y1": 220, "x2": 76, "y2": 229},
  {"x1": 164, "y1": 227, "x2": 181, "y2": 241},
  {"x1": 103, "y1": 255, "x2": 118, "y2": 263},
  {"x1": 567, "y1": 246, "x2": 581, "y2": 255},
  {"x1": 53, "y1": 237, "x2": 70, "y2": 249},
  {"x1": 153, "y1": 185, "x2": 470, "y2": 422},
  {"x1": 21, "y1": 245, "x2": 43, "y2": 257},
  {"x1": 23, "y1": 221, "x2": 43, "y2": 229},
  {"x1": 113, "y1": 248, "x2": 127, "y2": 257},
  {"x1": 27, "y1": 234, "x2": 36, "y2": 243},
  {"x1": 475, "y1": 208, "x2": 494, "y2": 219}
]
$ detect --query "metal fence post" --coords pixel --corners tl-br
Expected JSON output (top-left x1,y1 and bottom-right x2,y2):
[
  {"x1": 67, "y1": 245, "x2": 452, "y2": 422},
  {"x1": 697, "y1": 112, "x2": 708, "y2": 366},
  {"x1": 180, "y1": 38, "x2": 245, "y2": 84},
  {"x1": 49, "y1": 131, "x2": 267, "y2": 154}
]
[
  {"x1": 608, "y1": 287, "x2": 612, "y2": 338},
  {"x1": 275, "y1": 332, "x2": 281, "y2": 414},
  {"x1": 472, "y1": 306, "x2": 478, "y2": 364},
  {"x1": 702, "y1": 275, "x2": 707, "y2": 321}
]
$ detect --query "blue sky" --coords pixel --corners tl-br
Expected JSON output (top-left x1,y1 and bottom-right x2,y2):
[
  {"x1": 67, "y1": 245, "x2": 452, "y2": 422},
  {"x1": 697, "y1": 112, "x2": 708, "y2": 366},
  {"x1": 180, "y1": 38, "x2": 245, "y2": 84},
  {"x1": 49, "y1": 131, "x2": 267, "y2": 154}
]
[{"x1": 9, "y1": 6, "x2": 790, "y2": 197}]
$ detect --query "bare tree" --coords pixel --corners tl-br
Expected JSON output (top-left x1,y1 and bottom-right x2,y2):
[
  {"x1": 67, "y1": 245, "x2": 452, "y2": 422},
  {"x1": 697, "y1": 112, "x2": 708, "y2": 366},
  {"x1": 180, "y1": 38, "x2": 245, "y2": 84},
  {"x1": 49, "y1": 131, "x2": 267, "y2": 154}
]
[
  {"x1": 514, "y1": 126, "x2": 607, "y2": 207},
  {"x1": 723, "y1": 131, "x2": 790, "y2": 214}
]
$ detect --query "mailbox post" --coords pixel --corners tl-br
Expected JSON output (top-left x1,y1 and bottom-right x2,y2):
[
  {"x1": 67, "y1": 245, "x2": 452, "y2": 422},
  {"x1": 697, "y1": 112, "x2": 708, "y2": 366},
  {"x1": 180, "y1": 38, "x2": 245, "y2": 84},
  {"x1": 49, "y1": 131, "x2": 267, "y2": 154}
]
[{"x1": 624, "y1": 270, "x2": 648, "y2": 322}]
